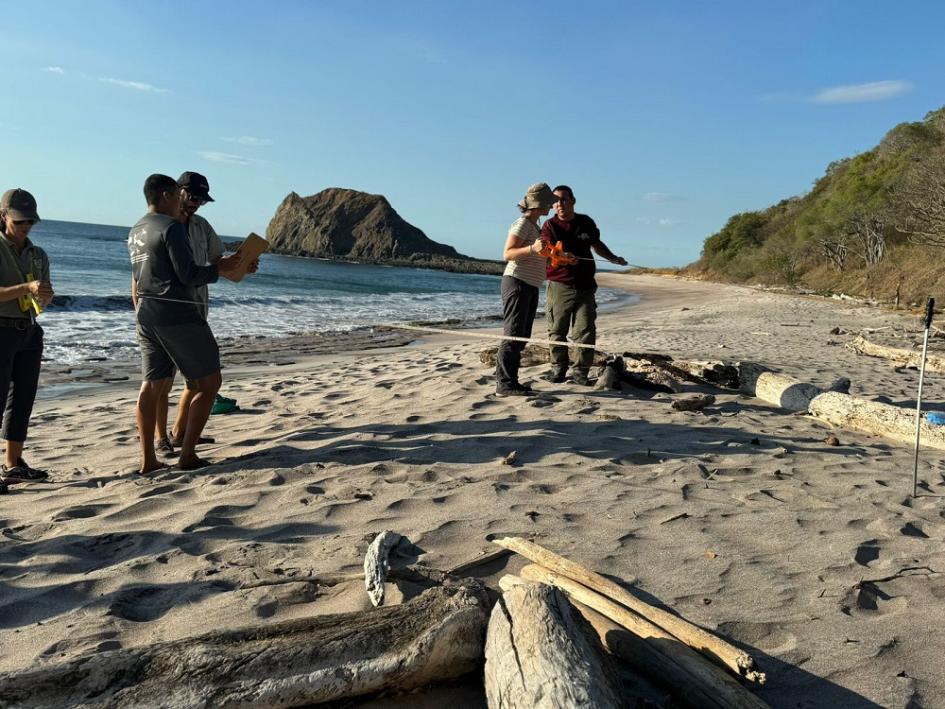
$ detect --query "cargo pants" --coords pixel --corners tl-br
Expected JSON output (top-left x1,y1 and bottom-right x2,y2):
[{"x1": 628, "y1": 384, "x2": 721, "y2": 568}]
[{"x1": 545, "y1": 280, "x2": 596, "y2": 374}]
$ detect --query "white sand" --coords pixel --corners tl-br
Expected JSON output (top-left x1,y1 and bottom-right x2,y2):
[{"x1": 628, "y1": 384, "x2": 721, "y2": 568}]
[{"x1": 1, "y1": 274, "x2": 943, "y2": 707}]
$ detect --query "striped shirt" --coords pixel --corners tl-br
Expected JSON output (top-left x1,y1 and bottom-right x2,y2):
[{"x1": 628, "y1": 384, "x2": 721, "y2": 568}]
[{"x1": 502, "y1": 217, "x2": 546, "y2": 287}]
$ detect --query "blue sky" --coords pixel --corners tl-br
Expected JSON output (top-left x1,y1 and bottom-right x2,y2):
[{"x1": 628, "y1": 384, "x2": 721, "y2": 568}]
[{"x1": 2, "y1": 1, "x2": 943, "y2": 266}]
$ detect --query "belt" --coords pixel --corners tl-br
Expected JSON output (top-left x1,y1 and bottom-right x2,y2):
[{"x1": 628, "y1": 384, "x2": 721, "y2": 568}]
[{"x1": 0, "y1": 317, "x2": 33, "y2": 330}]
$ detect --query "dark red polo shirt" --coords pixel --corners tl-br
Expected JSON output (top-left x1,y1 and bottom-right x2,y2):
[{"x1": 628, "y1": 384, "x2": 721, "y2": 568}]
[{"x1": 541, "y1": 214, "x2": 601, "y2": 289}]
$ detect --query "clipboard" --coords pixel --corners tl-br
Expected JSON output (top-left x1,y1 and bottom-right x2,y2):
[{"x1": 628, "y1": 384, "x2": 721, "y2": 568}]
[{"x1": 227, "y1": 232, "x2": 269, "y2": 283}]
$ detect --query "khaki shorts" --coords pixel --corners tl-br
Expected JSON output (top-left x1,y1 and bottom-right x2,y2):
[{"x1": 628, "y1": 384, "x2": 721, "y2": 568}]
[{"x1": 136, "y1": 321, "x2": 220, "y2": 382}]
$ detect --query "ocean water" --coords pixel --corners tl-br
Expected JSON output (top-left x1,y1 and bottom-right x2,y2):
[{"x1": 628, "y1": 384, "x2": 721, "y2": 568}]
[{"x1": 25, "y1": 219, "x2": 627, "y2": 363}]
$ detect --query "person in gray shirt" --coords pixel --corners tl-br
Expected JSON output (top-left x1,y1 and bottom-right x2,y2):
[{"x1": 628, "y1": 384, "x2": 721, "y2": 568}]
[{"x1": 128, "y1": 174, "x2": 241, "y2": 474}]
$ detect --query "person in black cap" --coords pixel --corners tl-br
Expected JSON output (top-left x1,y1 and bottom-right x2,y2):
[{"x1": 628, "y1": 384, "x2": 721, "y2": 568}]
[{"x1": 0, "y1": 188, "x2": 54, "y2": 491}]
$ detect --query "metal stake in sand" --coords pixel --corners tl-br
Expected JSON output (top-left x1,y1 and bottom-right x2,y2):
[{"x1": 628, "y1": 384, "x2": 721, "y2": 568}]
[{"x1": 913, "y1": 297, "x2": 935, "y2": 497}]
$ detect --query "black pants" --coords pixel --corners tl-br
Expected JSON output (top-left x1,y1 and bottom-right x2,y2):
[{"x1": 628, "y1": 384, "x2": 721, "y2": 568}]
[
  {"x1": 0, "y1": 324, "x2": 43, "y2": 442},
  {"x1": 496, "y1": 276, "x2": 539, "y2": 391}
]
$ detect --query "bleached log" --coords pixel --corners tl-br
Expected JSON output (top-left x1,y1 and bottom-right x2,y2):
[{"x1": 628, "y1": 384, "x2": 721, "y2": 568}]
[
  {"x1": 848, "y1": 335, "x2": 945, "y2": 373},
  {"x1": 519, "y1": 565, "x2": 769, "y2": 709},
  {"x1": 484, "y1": 582, "x2": 623, "y2": 709},
  {"x1": 0, "y1": 585, "x2": 488, "y2": 709},
  {"x1": 809, "y1": 390, "x2": 945, "y2": 451},
  {"x1": 492, "y1": 536, "x2": 764, "y2": 684},
  {"x1": 574, "y1": 601, "x2": 737, "y2": 709},
  {"x1": 739, "y1": 362, "x2": 823, "y2": 411},
  {"x1": 365, "y1": 530, "x2": 403, "y2": 607}
]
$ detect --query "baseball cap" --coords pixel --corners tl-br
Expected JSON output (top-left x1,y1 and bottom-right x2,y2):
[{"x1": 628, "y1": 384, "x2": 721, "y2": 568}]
[
  {"x1": 177, "y1": 171, "x2": 215, "y2": 202},
  {"x1": 1, "y1": 188, "x2": 40, "y2": 221}
]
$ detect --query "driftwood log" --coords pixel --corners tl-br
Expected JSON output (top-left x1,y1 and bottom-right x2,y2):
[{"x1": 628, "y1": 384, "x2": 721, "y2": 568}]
[
  {"x1": 739, "y1": 363, "x2": 824, "y2": 411},
  {"x1": 740, "y1": 366, "x2": 945, "y2": 451},
  {"x1": 575, "y1": 601, "x2": 744, "y2": 709},
  {"x1": 848, "y1": 335, "x2": 945, "y2": 373},
  {"x1": 492, "y1": 536, "x2": 764, "y2": 683},
  {"x1": 809, "y1": 391, "x2": 945, "y2": 451},
  {"x1": 484, "y1": 582, "x2": 623, "y2": 709},
  {"x1": 0, "y1": 584, "x2": 489, "y2": 709},
  {"x1": 518, "y1": 565, "x2": 769, "y2": 709},
  {"x1": 364, "y1": 530, "x2": 403, "y2": 607}
]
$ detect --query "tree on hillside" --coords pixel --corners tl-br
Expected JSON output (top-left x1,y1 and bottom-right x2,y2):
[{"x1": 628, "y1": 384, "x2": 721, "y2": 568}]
[
  {"x1": 894, "y1": 145, "x2": 945, "y2": 247},
  {"x1": 846, "y1": 212, "x2": 887, "y2": 266}
]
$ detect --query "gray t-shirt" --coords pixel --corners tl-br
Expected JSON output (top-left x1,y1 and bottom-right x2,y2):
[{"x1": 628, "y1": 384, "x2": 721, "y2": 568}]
[
  {"x1": 0, "y1": 233, "x2": 50, "y2": 321},
  {"x1": 186, "y1": 214, "x2": 225, "y2": 320},
  {"x1": 128, "y1": 212, "x2": 218, "y2": 326}
]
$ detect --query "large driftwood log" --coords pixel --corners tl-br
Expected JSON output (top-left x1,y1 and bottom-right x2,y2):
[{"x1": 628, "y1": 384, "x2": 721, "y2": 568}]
[
  {"x1": 518, "y1": 565, "x2": 769, "y2": 709},
  {"x1": 848, "y1": 335, "x2": 945, "y2": 373},
  {"x1": 492, "y1": 536, "x2": 764, "y2": 684},
  {"x1": 809, "y1": 391, "x2": 945, "y2": 451},
  {"x1": 484, "y1": 582, "x2": 623, "y2": 709},
  {"x1": 0, "y1": 585, "x2": 489, "y2": 709},
  {"x1": 739, "y1": 365, "x2": 945, "y2": 451},
  {"x1": 365, "y1": 530, "x2": 403, "y2": 606},
  {"x1": 739, "y1": 362, "x2": 824, "y2": 411}
]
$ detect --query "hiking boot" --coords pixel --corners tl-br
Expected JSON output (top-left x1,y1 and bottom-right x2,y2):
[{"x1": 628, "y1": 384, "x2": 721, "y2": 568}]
[
  {"x1": 496, "y1": 384, "x2": 531, "y2": 397},
  {"x1": 542, "y1": 368, "x2": 567, "y2": 383},
  {"x1": 570, "y1": 370, "x2": 592, "y2": 386}
]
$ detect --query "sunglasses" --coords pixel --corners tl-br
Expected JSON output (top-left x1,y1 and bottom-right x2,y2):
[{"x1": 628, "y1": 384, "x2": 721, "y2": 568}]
[
  {"x1": 181, "y1": 190, "x2": 208, "y2": 205},
  {"x1": 12, "y1": 219, "x2": 36, "y2": 226}
]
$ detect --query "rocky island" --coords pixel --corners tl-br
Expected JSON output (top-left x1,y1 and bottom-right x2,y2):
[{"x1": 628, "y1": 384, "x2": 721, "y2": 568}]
[{"x1": 265, "y1": 188, "x2": 504, "y2": 275}]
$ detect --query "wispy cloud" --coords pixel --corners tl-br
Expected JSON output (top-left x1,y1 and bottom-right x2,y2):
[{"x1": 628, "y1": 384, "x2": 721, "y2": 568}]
[
  {"x1": 98, "y1": 77, "x2": 170, "y2": 93},
  {"x1": 222, "y1": 136, "x2": 273, "y2": 147},
  {"x1": 810, "y1": 80, "x2": 912, "y2": 104},
  {"x1": 635, "y1": 217, "x2": 678, "y2": 227},
  {"x1": 642, "y1": 192, "x2": 683, "y2": 203},
  {"x1": 42, "y1": 66, "x2": 65, "y2": 75},
  {"x1": 199, "y1": 151, "x2": 257, "y2": 166}
]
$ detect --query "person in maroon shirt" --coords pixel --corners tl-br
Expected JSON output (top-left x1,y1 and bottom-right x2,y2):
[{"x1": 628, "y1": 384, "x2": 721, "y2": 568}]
[{"x1": 540, "y1": 185, "x2": 627, "y2": 385}]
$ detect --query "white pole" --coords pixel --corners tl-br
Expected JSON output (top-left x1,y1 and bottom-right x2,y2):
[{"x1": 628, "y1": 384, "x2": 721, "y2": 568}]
[{"x1": 913, "y1": 297, "x2": 936, "y2": 497}]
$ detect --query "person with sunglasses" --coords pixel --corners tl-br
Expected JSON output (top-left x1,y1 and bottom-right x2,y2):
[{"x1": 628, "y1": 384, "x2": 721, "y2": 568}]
[{"x1": 0, "y1": 189, "x2": 54, "y2": 492}]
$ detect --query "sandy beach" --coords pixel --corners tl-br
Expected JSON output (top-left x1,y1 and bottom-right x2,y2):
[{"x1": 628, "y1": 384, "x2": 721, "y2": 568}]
[{"x1": 1, "y1": 273, "x2": 943, "y2": 708}]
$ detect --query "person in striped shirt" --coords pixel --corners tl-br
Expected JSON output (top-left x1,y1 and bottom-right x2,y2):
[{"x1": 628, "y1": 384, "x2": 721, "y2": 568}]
[{"x1": 495, "y1": 183, "x2": 562, "y2": 396}]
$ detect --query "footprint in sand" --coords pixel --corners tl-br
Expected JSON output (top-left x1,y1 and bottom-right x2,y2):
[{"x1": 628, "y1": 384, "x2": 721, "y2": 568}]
[
  {"x1": 52, "y1": 504, "x2": 111, "y2": 521},
  {"x1": 107, "y1": 586, "x2": 179, "y2": 622},
  {"x1": 853, "y1": 539, "x2": 880, "y2": 566},
  {"x1": 899, "y1": 522, "x2": 929, "y2": 538}
]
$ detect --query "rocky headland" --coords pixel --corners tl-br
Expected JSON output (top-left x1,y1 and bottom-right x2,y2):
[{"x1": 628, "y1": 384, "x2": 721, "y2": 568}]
[{"x1": 265, "y1": 188, "x2": 504, "y2": 275}]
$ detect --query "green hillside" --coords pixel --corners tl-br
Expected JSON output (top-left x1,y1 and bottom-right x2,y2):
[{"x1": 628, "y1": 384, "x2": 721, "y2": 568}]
[{"x1": 691, "y1": 107, "x2": 945, "y2": 304}]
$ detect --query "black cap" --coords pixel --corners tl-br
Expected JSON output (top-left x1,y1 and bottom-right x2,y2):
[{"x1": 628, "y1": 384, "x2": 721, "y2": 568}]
[
  {"x1": 1, "y1": 188, "x2": 40, "y2": 221},
  {"x1": 177, "y1": 171, "x2": 215, "y2": 202}
]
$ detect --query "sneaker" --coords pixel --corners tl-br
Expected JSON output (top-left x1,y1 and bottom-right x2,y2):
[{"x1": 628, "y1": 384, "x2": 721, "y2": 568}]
[
  {"x1": 2, "y1": 459, "x2": 49, "y2": 482},
  {"x1": 542, "y1": 369, "x2": 567, "y2": 383},
  {"x1": 155, "y1": 437, "x2": 175, "y2": 454},
  {"x1": 570, "y1": 370, "x2": 592, "y2": 386}
]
